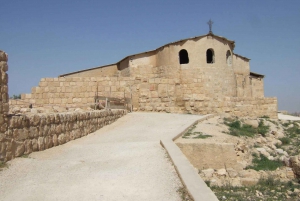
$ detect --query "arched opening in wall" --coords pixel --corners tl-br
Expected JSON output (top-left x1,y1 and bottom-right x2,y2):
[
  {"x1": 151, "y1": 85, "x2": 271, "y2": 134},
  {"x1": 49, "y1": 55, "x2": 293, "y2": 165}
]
[
  {"x1": 179, "y1": 49, "x2": 189, "y2": 64},
  {"x1": 206, "y1": 49, "x2": 214, "y2": 64},
  {"x1": 226, "y1": 50, "x2": 232, "y2": 66}
]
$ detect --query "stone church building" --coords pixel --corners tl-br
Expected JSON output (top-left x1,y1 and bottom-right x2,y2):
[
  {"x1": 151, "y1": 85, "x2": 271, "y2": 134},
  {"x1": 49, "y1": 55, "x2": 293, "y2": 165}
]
[{"x1": 15, "y1": 32, "x2": 277, "y2": 118}]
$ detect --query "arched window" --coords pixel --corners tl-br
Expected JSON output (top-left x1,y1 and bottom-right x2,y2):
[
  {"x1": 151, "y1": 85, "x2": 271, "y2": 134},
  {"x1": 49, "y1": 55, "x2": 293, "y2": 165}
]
[
  {"x1": 179, "y1": 49, "x2": 189, "y2": 64},
  {"x1": 206, "y1": 49, "x2": 214, "y2": 63},
  {"x1": 226, "y1": 50, "x2": 232, "y2": 66}
]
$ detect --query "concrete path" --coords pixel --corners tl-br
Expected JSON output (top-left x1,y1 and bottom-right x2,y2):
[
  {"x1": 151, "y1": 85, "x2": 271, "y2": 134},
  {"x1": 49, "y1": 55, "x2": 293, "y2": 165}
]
[
  {"x1": 278, "y1": 113, "x2": 300, "y2": 121},
  {"x1": 0, "y1": 112, "x2": 203, "y2": 201}
]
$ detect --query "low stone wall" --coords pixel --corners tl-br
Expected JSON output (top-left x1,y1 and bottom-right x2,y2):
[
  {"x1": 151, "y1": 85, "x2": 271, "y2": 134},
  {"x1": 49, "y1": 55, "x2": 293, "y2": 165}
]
[{"x1": 0, "y1": 109, "x2": 126, "y2": 162}]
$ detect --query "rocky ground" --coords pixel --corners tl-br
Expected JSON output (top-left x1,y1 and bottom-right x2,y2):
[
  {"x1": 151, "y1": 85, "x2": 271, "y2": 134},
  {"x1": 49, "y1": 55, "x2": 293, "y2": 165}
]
[{"x1": 178, "y1": 114, "x2": 300, "y2": 201}]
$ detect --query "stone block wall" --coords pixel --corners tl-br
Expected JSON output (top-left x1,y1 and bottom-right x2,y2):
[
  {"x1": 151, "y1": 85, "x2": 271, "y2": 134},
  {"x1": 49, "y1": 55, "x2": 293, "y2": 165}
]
[
  {"x1": 14, "y1": 75, "x2": 277, "y2": 118},
  {"x1": 0, "y1": 109, "x2": 126, "y2": 161},
  {"x1": 183, "y1": 97, "x2": 278, "y2": 119},
  {"x1": 25, "y1": 77, "x2": 136, "y2": 108},
  {"x1": 250, "y1": 77, "x2": 264, "y2": 98},
  {"x1": 0, "y1": 50, "x2": 9, "y2": 145}
]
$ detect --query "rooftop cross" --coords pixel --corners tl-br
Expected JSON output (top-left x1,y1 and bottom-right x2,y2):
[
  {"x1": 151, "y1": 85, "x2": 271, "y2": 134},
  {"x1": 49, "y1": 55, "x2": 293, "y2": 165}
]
[{"x1": 207, "y1": 19, "x2": 213, "y2": 34}]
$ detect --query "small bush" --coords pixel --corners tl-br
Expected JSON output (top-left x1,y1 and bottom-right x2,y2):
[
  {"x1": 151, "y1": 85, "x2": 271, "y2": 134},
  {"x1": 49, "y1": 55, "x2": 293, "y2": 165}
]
[
  {"x1": 279, "y1": 137, "x2": 291, "y2": 145},
  {"x1": 258, "y1": 176, "x2": 277, "y2": 187},
  {"x1": 227, "y1": 120, "x2": 241, "y2": 129},
  {"x1": 257, "y1": 120, "x2": 270, "y2": 137},
  {"x1": 247, "y1": 155, "x2": 283, "y2": 171},
  {"x1": 225, "y1": 120, "x2": 256, "y2": 137},
  {"x1": 282, "y1": 121, "x2": 292, "y2": 127},
  {"x1": 285, "y1": 123, "x2": 300, "y2": 138},
  {"x1": 260, "y1": 115, "x2": 270, "y2": 119},
  {"x1": 267, "y1": 119, "x2": 279, "y2": 126},
  {"x1": 224, "y1": 118, "x2": 269, "y2": 138},
  {"x1": 10, "y1": 94, "x2": 21, "y2": 99}
]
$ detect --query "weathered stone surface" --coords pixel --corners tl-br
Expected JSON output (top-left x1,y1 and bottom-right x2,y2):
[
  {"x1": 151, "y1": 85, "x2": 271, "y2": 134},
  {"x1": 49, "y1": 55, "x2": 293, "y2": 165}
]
[
  {"x1": 244, "y1": 119, "x2": 259, "y2": 128},
  {"x1": 38, "y1": 137, "x2": 45, "y2": 151},
  {"x1": 240, "y1": 178, "x2": 259, "y2": 186},
  {"x1": 58, "y1": 134, "x2": 66, "y2": 145},
  {"x1": 53, "y1": 134, "x2": 58, "y2": 146},
  {"x1": 14, "y1": 141, "x2": 25, "y2": 157},
  {"x1": 176, "y1": 142, "x2": 243, "y2": 170},
  {"x1": 24, "y1": 139, "x2": 32, "y2": 154},
  {"x1": 201, "y1": 168, "x2": 214, "y2": 178},
  {"x1": 256, "y1": 147, "x2": 270, "y2": 158},
  {"x1": 227, "y1": 168, "x2": 238, "y2": 178},
  {"x1": 216, "y1": 169, "x2": 227, "y2": 176},
  {"x1": 290, "y1": 155, "x2": 300, "y2": 179},
  {"x1": 238, "y1": 169, "x2": 260, "y2": 180},
  {"x1": 32, "y1": 139, "x2": 38, "y2": 151}
]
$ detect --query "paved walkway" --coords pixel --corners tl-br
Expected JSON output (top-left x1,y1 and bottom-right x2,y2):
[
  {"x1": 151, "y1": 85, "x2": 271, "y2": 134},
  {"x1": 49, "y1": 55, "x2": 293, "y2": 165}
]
[
  {"x1": 0, "y1": 112, "x2": 202, "y2": 201},
  {"x1": 278, "y1": 113, "x2": 300, "y2": 121}
]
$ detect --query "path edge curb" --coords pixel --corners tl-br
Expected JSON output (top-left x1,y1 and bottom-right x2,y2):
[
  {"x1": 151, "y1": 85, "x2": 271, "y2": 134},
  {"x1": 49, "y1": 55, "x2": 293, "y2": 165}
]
[{"x1": 160, "y1": 114, "x2": 219, "y2": 201}]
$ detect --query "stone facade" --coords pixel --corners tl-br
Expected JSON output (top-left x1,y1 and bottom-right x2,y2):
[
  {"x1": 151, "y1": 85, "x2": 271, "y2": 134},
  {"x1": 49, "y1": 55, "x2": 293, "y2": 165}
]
[{"x1": 12, "y1": 33, "x2": 278, "y2": 118}]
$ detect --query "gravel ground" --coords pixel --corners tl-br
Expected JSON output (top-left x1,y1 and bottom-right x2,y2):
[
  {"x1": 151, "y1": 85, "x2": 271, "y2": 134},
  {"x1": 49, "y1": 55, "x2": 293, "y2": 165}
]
[{"x1": 0, "y1": 112, "x2": 202, "y2": 201}]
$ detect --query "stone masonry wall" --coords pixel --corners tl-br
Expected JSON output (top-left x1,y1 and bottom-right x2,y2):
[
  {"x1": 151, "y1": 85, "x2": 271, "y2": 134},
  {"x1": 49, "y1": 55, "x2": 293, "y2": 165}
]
[
  {"x1": 0, "y1": 50, "x2": 9, "y2": 147},
  {"x1": 1, "y1": 109, "x2": 126, "y2": 161},
  {"x1": 0, "y1": 50, "x2": 127, "y2": 162},
  {"x1": 15, "y1": 76, "x2": 278, "y2": 119}
]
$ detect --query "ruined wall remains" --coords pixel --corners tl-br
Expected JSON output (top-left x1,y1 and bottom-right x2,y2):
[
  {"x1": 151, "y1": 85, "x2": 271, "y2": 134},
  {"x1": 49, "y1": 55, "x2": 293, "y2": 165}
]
[
  {"x1": 1, "y1": 109, "x2": 126, "y2": 161},
  {"x1": 16, "y1": 76, "x2": 277, "y2": 119}
]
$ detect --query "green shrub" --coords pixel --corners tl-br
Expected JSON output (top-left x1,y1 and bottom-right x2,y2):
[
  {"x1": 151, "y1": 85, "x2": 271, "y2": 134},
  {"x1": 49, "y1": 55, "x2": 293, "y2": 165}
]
[
  {"x1": 227, "y1": 120, "x2": 241, "y2": 129},
  {"x1": 224, "y1": 118, "x2": 269, "y2": 138},
  {"x1": 225, "y1": 120, "x2": 256, "y2": 137},
  {"x1": 257, "y1": 120, "x2": 270, "y2": 136},
  {"x1": 279, "y1": 137, "x2": 291, "y2": 145},
  {"x1": 285, "y1": 123, "x2": 300, "y2": 138},
  {"x1": 282, "y1": 121, "x2": 292, "y2": 127},
  {"x1": 247, "y1": 155, "x2": 283, "y2": 171},
  {"x1": 267, "y1": 119, "x2": 279, "y2": 126},
  {"x1": 192, "y1": 132, "x2": 212, "y2": 139},
  {"x1": 258, "y1": 176, "x2": 277, "y2": 187}
]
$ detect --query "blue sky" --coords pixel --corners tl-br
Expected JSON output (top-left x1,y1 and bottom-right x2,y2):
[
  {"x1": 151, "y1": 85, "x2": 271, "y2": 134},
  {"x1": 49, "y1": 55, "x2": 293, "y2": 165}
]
[{"x1": 1, "y1": 0, "x2": 299, "y2": 112}]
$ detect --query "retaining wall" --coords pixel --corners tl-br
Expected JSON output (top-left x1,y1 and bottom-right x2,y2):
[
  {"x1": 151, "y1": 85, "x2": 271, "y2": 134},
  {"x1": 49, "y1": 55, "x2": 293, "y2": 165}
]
[{"x1": 0, "y1": 109, "x2": 126, "y2": 161}]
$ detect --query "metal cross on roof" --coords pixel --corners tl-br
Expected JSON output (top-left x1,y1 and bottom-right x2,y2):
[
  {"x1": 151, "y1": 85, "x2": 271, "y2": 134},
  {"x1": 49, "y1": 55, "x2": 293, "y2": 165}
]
[{"x1": 207, "y1": 19, "x2": 213, "y2": 34}]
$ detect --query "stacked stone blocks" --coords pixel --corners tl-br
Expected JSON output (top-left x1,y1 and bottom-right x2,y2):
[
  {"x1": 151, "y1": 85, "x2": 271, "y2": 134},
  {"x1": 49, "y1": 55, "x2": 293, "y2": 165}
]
[
  {"x1": 0, "y1": 50, "x2": 127, "y2": 162},
  {"x1": 15, "y1": 75, "x2": 277, "y2": 119},
  {"x1": 1, "y1": 109, "x2": 126, "y2": 161}
]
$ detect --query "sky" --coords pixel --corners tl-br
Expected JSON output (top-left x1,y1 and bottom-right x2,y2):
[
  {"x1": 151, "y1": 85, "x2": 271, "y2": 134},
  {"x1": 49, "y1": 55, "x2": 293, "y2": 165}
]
[{"x1": 1, "y1": 0, "x2": 299, "y2": 112}]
